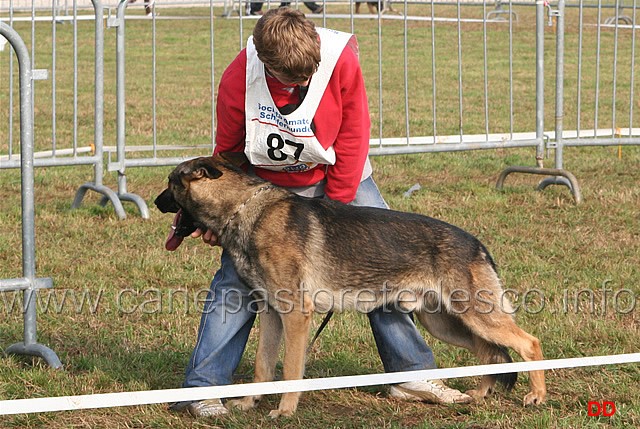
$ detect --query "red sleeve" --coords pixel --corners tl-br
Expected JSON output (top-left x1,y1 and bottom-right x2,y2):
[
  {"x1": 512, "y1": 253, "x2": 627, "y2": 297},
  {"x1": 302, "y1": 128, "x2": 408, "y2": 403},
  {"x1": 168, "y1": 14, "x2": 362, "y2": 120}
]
[
  {"x1": 318, "y1": 45, "x2": 371, "y2": 203},
  {"x1": 214, "y1": 50, "x2": 247, "y2": 154}
]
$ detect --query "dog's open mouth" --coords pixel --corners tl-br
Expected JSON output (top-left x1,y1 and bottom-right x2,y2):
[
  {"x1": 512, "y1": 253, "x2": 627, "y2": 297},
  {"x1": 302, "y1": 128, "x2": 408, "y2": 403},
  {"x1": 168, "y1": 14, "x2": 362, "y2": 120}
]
[{"x1": 165, "y1": 209, "x2": 197, "y2": 251}]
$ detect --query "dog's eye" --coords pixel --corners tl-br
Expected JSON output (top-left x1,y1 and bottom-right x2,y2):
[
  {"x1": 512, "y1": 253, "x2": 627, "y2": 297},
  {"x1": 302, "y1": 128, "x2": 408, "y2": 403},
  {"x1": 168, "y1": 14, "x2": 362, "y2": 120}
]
[{"x1": 168, "y1": 174, "x2": 186, "y2": 189}]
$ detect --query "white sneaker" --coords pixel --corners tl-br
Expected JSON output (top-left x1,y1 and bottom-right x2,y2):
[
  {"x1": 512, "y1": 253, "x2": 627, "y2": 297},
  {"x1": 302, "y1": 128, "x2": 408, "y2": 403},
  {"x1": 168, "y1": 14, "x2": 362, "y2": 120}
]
[
  {"x1": 390, "y1": 379, "x2": 473, "y2": 404},
  {"x1": 186, "y1": 399, "x2": 229, "y2": 417}
]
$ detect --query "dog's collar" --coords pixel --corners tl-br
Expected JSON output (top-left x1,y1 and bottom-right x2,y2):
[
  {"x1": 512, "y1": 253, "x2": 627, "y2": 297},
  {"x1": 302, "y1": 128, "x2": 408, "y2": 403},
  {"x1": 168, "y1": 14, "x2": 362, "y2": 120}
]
[{"x1": 219, "y1": 184, "x2": 276, "y2": 236}]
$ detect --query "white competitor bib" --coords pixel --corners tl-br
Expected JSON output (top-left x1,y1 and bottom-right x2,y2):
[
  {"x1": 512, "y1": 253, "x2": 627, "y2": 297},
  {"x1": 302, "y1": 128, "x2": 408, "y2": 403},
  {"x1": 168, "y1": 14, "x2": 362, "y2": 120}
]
[{"x1": 244, "y1": 28, "x2": 353, "y2": 173}]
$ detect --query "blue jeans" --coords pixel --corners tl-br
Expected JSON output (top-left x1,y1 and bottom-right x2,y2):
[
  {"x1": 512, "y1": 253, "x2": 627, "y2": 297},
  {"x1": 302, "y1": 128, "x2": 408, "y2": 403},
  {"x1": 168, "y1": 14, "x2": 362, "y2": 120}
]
[{"x1": 180, "y1": 176, "x2": 437, "y2": 393}]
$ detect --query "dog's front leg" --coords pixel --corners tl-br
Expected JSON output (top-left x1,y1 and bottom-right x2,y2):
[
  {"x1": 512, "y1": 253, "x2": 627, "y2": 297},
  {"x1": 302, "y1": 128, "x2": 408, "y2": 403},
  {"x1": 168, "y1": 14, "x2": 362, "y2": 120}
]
[
  {"x1": 228, "y1": 305, "x2": 283, "y2": 411},
  {"x1": 269, "y1": 304, "x2": 313, "y2": 419}
]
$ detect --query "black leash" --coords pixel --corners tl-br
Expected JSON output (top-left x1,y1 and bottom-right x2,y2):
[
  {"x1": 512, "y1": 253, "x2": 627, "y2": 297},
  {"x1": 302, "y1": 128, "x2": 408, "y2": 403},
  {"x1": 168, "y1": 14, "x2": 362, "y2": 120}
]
[{"x1": 306, "y1": 311, "x2": 334, "y2": 353}]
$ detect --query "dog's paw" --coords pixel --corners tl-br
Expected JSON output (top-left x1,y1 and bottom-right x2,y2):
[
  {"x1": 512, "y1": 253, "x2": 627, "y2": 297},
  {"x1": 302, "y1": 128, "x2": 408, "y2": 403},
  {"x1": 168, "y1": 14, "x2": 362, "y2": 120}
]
[
  {"x1": 464, "y1": 389, "x2": 486, "y2": 401},
  {"x1": 227, "y1": 396, "x2": 260, "y2": 411},
  {"x1": 523, "y1": 391, "x2": 546, "y2": 406},
  {"x1": 268, "y1": 407, "x2": 295, "y2": 419}
]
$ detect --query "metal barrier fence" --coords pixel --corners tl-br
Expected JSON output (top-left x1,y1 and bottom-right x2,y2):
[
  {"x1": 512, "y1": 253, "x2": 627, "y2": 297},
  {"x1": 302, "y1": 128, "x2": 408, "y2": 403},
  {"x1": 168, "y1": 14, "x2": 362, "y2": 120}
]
[
  {"x1": 1, "y1": 0, "x2": 639, "y2": 365},
  {"x1": 104, "y1": 0, "x2": 638, "y2": 209},
  {"x1": 0, "y1": 0, "x2": 131, "y2": 219},
  {"x1": 0, "y1": 21, "x2": 62, "y2": 368}
]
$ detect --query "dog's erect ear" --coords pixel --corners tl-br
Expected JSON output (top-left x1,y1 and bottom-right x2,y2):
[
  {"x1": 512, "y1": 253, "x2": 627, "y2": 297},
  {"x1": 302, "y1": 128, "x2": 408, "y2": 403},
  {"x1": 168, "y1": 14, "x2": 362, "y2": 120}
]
[
  {"x1": 217, "y1": 151, "x2": 248, "y2": 168},
  {"x1": 192, "y1": 162, "x2": 223, "y2": 180},
  {"x1": 173, "y1": 158, "x2": 223, "y2": 188}
]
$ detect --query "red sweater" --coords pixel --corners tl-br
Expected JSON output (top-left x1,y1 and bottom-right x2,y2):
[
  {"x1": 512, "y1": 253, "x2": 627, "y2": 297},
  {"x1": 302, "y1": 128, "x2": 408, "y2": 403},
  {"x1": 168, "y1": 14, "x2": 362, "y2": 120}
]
[{"x1": 214, "y1": 42, "x2": 370, "y2": 203}]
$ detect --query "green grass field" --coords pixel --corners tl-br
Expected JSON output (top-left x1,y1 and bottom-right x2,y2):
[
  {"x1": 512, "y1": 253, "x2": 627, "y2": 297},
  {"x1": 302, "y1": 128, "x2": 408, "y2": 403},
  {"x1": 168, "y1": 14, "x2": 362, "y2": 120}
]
[{"x1": 1, "y1": 5, "x2": 639, "y2": 429}]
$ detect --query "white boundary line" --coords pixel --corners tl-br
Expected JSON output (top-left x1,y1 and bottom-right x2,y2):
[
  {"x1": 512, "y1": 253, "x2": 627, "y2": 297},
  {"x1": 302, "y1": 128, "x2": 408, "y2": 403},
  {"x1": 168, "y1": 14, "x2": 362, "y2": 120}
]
[{"x1": 1, "y1": 353, "x2": 639, "y2": 415}]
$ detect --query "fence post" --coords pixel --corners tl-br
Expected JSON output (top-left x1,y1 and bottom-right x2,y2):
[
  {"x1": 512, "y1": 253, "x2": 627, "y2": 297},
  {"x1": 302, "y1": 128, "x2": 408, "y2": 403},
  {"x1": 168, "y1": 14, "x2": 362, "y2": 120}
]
[
  {"x1": 0, "y1": 22, "x2": 62, "y2": 369},
  {"x1": 102, "y1": 0, "x2": 150, "y2": 219},
  {"x1": 496, "y1": 0, "x2": 582, "y2": 204},
  {"x1": 538, "y1": 0, "x2": 582, "y2": 202},
  {"x1": 71, "y1": 0, "x2": 128, "y2": 219}
]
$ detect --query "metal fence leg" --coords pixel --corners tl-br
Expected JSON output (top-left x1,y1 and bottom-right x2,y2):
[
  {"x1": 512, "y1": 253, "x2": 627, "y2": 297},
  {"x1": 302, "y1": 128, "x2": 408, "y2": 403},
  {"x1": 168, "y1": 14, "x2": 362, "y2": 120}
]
[
  {"x1": 99, "y1": 0, "x2": 151, "y2": 219},
  {"x1": 538, "y1": 0, "x2": 582, "y2": 203},
  {"x1": 73, "y1": 182, "x2": 128, "y2": 219},
  {"x1": 71, "y1": 0, "x2": 127, "y2": 220},
  {"x1": 97, "y1": 173, "x2": 150, "y2": 219},
  {"x1": 496, "y1": 166, "x2": 583, "y2": 204},
  {"x1": 496, "y1": 0, "x2": 581, "y2": 204},
  {"x1": 5, "y1": 287, "x2": 63, "y2": 369},
  {"x1": 486, "y1": 0, "x2": 518, "y2": 22},
  {"x1": 0, "y1": 22, "x2": 62, "y2": 369},
  {"x1": 603, "y1": 5, "x2": 632, "y2": 25}
]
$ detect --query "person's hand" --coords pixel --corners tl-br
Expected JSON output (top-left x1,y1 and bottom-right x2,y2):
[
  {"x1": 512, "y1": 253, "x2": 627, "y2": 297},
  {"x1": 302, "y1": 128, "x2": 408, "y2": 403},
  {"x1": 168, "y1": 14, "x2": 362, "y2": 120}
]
[{"x1": 190, "y1": 228, "x2": 219, "y2": 247}]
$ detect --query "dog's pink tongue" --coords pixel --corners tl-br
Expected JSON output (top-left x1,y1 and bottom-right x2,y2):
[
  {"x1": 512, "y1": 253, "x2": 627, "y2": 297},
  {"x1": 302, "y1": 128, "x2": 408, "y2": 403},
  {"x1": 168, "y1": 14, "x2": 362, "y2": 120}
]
[{"x1": 165, "y1": 210, "x2": 184, "y2": 251}]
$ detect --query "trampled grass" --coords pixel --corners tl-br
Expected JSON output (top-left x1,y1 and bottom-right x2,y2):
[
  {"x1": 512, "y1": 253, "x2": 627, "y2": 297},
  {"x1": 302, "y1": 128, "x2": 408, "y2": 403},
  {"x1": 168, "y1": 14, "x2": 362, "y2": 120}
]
[{"x1": 1, "y1": 4, "x2": 639, "y2": 429}]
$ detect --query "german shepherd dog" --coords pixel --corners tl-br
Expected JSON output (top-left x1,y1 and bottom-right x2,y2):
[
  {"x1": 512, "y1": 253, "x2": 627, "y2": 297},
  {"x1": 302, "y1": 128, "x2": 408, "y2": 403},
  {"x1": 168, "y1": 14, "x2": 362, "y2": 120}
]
[{"x1": 155, "y1": 154, "x2": 546, "y2": 418}]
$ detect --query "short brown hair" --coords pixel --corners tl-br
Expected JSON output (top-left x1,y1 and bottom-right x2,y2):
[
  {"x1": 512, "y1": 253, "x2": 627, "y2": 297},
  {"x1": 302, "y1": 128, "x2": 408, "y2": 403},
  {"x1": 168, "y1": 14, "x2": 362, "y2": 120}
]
[{"x1": 252, "y1": 8, "x2": 321, "y2": 83}]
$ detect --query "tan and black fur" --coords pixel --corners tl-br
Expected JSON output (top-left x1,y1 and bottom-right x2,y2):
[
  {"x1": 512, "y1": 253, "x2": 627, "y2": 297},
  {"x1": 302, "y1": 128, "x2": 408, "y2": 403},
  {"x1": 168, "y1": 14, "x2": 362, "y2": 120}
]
[
  {"x1": 356, "y1": 1, "x2": 379, "y2": 14},
  {"x1": 155, "y1": 155, "x2": 546, "y2": 418}
]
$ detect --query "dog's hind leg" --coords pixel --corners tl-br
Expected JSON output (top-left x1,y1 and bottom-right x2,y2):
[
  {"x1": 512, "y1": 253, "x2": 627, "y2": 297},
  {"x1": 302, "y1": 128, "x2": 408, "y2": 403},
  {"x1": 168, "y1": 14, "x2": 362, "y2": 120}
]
[
  {"x1": 269, "y1": 304, "x2": 313, "y2": 419},
  {"x1": 228, "y1": 306, "x2": 283, "y2": 411},
  {"x1": 415, "y1": 310, "x2": 516, "y2": 401},
  {"x1": 481, "y1": 319, "x2": 546, "y2": 406},
  {"x1": 452, "y1": 307, "x2": 546, "y2": 406},
  {"x1": 452, "y1": 261, "x2": 547, "y2": 405},
  {"x1": 465, "y1": 337, "x2": 517, "y2": 400}
]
